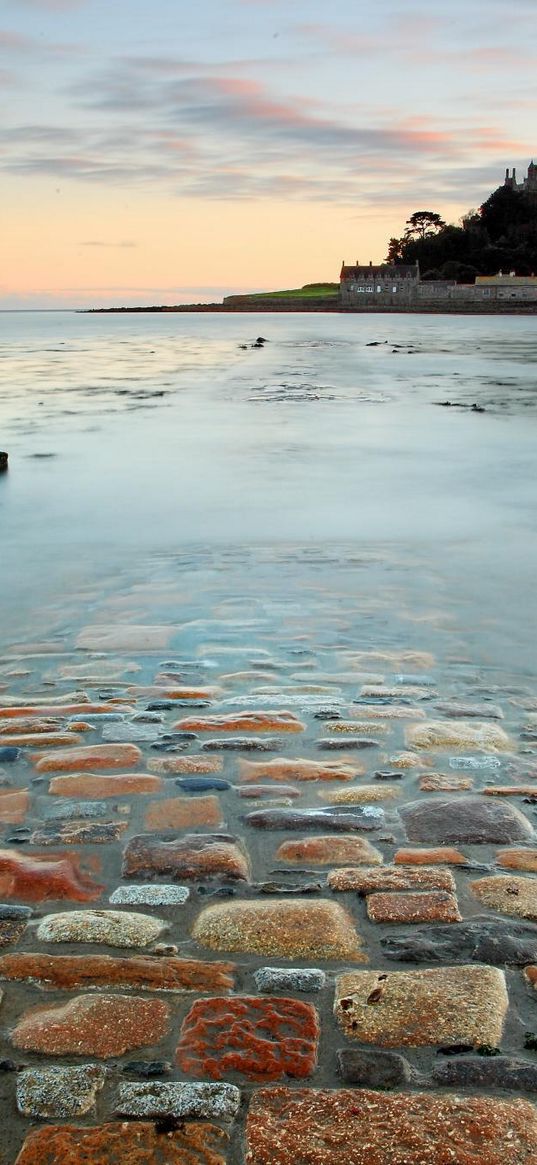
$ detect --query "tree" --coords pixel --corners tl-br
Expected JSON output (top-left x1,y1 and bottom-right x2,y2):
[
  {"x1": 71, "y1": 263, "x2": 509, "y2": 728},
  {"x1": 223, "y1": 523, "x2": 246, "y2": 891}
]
[
  {"x1": 404, "y1": 210, "x2": 446, "y2": 241},
  {"x1": 386, "y1": 236, "x2": 403, "y2": 263}
]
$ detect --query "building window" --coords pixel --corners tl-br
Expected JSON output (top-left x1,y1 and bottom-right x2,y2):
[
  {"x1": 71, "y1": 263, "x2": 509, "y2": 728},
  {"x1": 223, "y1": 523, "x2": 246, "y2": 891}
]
[
  {"x1": 392, "y1": 286, "x2": 398, "y2": 293},
  {"x1": 357, "y1": 287, "x2": 365, "y2": 293},
  {"x1": 365, "y1": 285, "x2": 374, "y2": 292},
  {"x1": 376, "y1": 285, "x2": 381, "y2": 293}
]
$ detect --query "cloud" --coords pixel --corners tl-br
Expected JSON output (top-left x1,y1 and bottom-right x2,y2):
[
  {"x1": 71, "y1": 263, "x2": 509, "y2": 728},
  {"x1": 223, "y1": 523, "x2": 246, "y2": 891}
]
[{"x1": 0, "y1": 45, "x2": 530, "y2": 211}]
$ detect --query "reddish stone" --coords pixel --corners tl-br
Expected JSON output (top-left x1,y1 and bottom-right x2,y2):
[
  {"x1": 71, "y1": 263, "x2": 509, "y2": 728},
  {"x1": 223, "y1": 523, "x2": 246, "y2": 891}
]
[
  {"x1": 173, "y1": 711, "x2": 305, "y2": 733},
  {"x1": 144, "y1": 795, "x2": 223, "y2": 831},
  {"x1": 0, "y1": 734, "x2": 80, "y2": 749},
  {"x1": 525, "y1": 966, "x2": 537, "y2": 990},
  {"x1": 0, "y1": 704, "x2": 133, "y2": 719},
  {"x1": 246, "y1": 1088, "x2": 537, "y2": 1165},
  {"x1": 0, "y1": 789, "x2": 30, "y2": 824},
  {"x1": 123, "y1": 833, "x2": 250, "y2": 881},
  {"x1": 276, "y1": 836, "x2": 383, "y2": 865},
  {"x1": 176, "y1": 995, "x2": 319, "y2": 1082},
  {"x1": 33, "y1": 743, "x2": 142, "y2": 773},
  {"x1": 238, "y1": 758, "x2": 361, "y2": 783},
  {"x1": 419, "y1": 773, "x2": 473, "y2": 792},
  {"x1": 394, "y1": 847, "x2": 468, "y2": 866},
  {"x1": 49, "y1": 773, "x2": 162, "y2": 797},
  {"x1": 132, "y1": 685, "x2": 220, "y2": 700},
  {"x1": 11, "y1": 994, "x2": 170, "y2": 1058},
  {"x1": 148, "y1": 755, "x2": 223, "y2": 775},
  {"x1": 0, "y1": 952, "x2": 235, "y2": 992},
  {"x1": 0, "y1": 850, "x2": 102, "y2": 902},
  {"x1": 14, "y1": 1121, "x2": 229, "y2": 1165},
  {"x1": 366, "y1": 890, "x2": 462, "y2": 924},
  {"x1": 497, "y1": 849, "x2": 537, "y2": 872},
  {"x1": 328, "y1": 866, "x2": 456, "y2": 893},
  {"x1": 484, "y1": 786, "x2": 537, "y2": 797}
]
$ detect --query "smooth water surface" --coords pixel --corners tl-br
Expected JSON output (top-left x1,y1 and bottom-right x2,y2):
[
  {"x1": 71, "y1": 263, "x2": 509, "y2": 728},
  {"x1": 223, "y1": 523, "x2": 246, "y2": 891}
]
[{"x1": 0, "y1": 310, "x2": 536, "y2": 667}]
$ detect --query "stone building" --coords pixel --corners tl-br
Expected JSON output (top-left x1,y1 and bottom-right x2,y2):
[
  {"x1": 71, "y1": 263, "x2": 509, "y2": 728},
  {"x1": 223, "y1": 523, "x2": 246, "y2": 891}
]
[
  {"x1": 340, "y1": 260, "x2": 420, "y2": 305},
  {"x1": 503, "y1": 161, "x2": 537, "y2": 198}
]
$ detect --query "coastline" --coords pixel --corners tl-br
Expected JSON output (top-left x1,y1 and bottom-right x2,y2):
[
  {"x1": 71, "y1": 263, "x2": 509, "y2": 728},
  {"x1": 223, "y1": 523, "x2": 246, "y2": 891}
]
[{"x1": 83, "y1": 302, "x2": 537, "y2": 315}]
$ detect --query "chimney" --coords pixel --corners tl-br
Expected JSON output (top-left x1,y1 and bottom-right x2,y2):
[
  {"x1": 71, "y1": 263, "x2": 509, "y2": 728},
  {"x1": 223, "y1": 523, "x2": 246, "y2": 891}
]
[
  {"x1": 369, "y1": 260, "x2": 373, "y2": 267},
  {"x1": 505, "y1": 167, "x2": 509, "y2": 182},
  {"x1": 356, "y1": 259, "x2": 359, "y2": 267}
]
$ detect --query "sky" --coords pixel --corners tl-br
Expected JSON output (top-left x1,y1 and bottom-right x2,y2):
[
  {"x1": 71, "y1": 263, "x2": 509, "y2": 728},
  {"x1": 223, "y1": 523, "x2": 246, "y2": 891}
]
[{"x1": 1, "y1": 0, "x2": 537, "y2": 308}]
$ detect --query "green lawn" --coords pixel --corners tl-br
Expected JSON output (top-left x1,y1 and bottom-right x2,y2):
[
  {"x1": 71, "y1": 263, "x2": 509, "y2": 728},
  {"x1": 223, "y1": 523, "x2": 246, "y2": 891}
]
[{"x1": 240, "y1": 283, "x2": 340, "y2": 300}]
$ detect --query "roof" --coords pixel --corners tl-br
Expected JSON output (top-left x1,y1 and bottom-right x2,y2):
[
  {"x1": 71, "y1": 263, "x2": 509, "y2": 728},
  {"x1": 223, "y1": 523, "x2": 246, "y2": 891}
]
[{"x1": 340, "y1": 264, "x2": 419, "y2": 280}]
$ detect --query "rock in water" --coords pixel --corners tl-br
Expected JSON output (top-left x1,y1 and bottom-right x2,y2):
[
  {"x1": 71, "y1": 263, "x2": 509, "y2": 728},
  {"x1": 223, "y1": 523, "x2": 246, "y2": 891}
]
[{"x1": 400, "y1": 796, "x2": 534, "y2": 844}]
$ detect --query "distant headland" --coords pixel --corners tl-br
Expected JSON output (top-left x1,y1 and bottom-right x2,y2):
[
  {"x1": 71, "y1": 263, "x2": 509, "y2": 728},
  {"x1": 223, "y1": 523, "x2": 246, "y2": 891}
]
[{"x1": 86, "y1": 163, "x2": 537, "y2": 315}]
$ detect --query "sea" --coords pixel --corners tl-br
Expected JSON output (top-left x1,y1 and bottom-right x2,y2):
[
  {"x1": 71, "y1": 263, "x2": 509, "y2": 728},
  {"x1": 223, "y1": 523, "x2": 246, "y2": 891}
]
[
  {"x1": 0, "y1": 309, "x2": 536, "y2": 671},
  {"x1": 1, "y1": 310, "x2": 537, "y2": 1159}
]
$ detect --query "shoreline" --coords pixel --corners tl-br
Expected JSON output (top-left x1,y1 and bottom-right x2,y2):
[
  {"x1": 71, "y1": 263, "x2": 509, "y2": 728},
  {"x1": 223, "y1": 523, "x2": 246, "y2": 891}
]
[{"x1": 83, "y1": 303, "x2": 537, "y2": 315}]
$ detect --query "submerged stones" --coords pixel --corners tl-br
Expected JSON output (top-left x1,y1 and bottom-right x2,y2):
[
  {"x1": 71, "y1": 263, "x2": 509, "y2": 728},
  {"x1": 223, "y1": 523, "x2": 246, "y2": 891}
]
[
  {"x1": 33, "y1": 743, "x2": 143, "y2": 773},
  {"x1": 11, "y1": 994, "x2": 170, "y2": 1058},
  {"x1": 174, "y1": 711, "x2": 305, "y2": 733},
  {"x1": 48, "y1": 773, "x2": 161, "y2": 797},
  {"x1": 114, "y1": 1081, "x2": 241, "y2": 1121},
  {"x1": 366, "y1": 890, "x2": 461, "y2": 925},
  {"x1": 245, "y1": 1088, "x2": 537, "y2": 1165},
  {"x1": 406, "y1": 719, "x2": 511, "y2": 751},
  {"x1": 122, "y1": 833, "x2": 250, "y2": 881},
  {"x1": 431, "y1": 1055, "x2": 537, "y2": 1091},
  {"x1": 16, "y1": 1065, "x2": 106, "y2": 1119},
  {"x1": 36, "y1": 909, "x2": 168, "y2": 948},
  {"x1": 335, "y1": 965, "x2": 508, "y2": 1047},
  {"x1": 143, "y1": 794, "x2": 223, "y2": 830},
  {"x1": 244, "y1": 807, "x2": 384, "y2": 831},
  {"x1": 276, "y1": 836, "x2": 383, "y2": 865},
  {"x1": 337, "y1": 1048, "x2": 412, "y2": 1089},
  {"x1": 400, "y1": 796, "x2": 534, "y2": 844},
  {"x1": 470, "y1": 874, "x2": 537, "y2": 920},
  {"x1": 148, "y1": 755, "x2": 224, "y2": 774},
  {"x1": 253, "y1": 967, "x2": 326, "y2": 994},
  {"x1": 0, "y1": 850, "x2": 102, "y2": 902},
  {"x1": 328, "y1": 866, "x2": 456, "y2": 893},
  {"x1": 193, "y1": 899, "x2": 365, "y2": 961},
  {"x1": 109, "y1": 884, "x2": 190, "y2": 906},
  {"x1": 238, "y1": 757, "x2": 361, "y2": 782},
  {"x1": 176, "y1": 995, "x2": 319, "y2": 1081},
  {"x1": 0, "y1": 953, "x2": 235, "y2": 992},
  {"x1": 0, "y1": 904, "x2": 31, "y2": 949},
  {"x1": 0, "y1": 790, "x2": 30, "y2": 824},
  {"x1": 14, "y1": 1121, "x2": 230, "y2": 1165},
  {"x1": 381, "y1": 917, "x2": 537, "y2": 965}
]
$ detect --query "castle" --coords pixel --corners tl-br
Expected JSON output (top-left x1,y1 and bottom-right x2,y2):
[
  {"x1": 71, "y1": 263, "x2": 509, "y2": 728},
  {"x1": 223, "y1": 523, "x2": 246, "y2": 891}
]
[
  {"x1": 503, "y1": 160, "x2": 537, "y2": 197},
  {"x1": 340, "y1": 163, "x2": 537, "y2": 308}
]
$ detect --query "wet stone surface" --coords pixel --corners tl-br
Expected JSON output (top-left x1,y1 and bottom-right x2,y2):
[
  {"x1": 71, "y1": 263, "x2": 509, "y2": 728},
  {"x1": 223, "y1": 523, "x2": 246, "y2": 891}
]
[
  {"x1": 16, "y1": 1065, "x2": 106, "y2": 1118},
  {"x1": 2, "y1": 548, "x2": 537, "y2": 1162}
]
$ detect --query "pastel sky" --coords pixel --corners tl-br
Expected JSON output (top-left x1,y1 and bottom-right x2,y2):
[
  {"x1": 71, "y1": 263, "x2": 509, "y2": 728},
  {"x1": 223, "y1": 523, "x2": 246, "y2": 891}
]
[{"x1": 2, "y1": 0, "x2": 537, "y2": 307}]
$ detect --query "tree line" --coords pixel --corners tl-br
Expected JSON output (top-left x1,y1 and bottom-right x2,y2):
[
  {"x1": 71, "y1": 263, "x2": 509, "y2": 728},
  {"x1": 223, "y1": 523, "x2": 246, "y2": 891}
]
[{"x1": 386, "y1": 185, "x2": 537, "y2": 282}]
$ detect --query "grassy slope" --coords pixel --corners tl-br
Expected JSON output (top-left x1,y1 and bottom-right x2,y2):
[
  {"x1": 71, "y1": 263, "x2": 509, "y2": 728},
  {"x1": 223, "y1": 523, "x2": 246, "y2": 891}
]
[{"x1": 235, "y1": 283, "x2": 339, "y2": 300}]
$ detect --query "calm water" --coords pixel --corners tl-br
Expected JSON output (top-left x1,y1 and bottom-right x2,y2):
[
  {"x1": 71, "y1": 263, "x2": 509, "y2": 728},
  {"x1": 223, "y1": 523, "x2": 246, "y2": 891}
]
[{"x1": 0, "y1": 310, "x2": 536, "y2": 669}]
